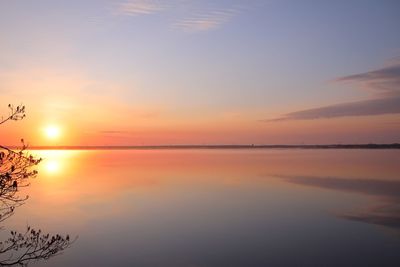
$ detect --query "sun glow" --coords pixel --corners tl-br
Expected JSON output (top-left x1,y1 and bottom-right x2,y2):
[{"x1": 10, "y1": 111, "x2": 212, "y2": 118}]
[
  {"x1": 44, "y1": 125, "x2": 61, "y2": 139},
  {"x1": 34, "y1": 150, "x2": 80, "y2": 177},
  {"x1": 45, "y1": 160, "x2": 60, "y2": 173}
]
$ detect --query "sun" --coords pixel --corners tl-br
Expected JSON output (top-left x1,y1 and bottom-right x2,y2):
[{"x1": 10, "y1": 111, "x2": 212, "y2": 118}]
[{"x1": 44, "y1": 125, "x2": 61, "y2": 139}]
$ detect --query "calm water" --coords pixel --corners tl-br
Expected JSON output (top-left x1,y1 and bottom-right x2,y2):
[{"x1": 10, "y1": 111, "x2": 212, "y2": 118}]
[{"x1": 2, "y1": 149, "x2": 400, "y2": 266}]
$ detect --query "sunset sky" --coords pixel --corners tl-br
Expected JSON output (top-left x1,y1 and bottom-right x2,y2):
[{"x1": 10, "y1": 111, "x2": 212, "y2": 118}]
[{"x1": 1, "y1": 0, "x2": 399, "y2": 146}]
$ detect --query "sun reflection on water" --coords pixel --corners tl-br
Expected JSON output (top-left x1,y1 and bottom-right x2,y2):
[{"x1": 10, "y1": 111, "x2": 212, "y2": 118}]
[
  {"x1": 30, "y1": 150, "x2": 81, "y2": 177},
  {"x1": 45, "y1": 160, "x2": 60, "y2": 173}
]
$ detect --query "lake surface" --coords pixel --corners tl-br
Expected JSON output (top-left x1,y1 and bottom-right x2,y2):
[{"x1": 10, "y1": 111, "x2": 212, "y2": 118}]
[{"x1": 2, "y1": 149, "x2": 400, "y2": 266}]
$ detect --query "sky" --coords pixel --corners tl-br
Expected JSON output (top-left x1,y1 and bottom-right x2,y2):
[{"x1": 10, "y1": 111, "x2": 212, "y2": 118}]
[{"x1": 0, "y1": 0, "x2": 400, "y2": 146}]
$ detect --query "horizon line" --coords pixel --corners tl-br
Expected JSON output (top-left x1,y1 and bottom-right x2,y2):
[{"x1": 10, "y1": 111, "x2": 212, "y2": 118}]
[{"x1": 3, "y1": 143, "x2": 400, "y2": 150}]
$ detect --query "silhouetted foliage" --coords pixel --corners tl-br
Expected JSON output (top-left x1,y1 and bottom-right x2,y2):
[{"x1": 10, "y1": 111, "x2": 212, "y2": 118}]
[
  {"x1": 0, "y1": 104, "x2": 74, "y2": 266},
  {"x1": 0, "y1": 142, "x2": 41, "y2": 223},
  {"x1": 0, "y1": 227, "x2": 72, "y2": 266},
  {"x1": 0, "y1": 105, "x2": 26, "y2": 126}
]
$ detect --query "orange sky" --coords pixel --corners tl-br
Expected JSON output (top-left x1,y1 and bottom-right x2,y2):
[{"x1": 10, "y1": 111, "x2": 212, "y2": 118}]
[{"x1": 1, "y1": 1, "x2": 400, "y2": 146}]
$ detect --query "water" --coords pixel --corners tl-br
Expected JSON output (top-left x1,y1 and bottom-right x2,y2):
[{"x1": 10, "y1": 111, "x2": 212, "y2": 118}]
[{"x1": 2, "y1": 149, "x2": 400, "y2": 266}]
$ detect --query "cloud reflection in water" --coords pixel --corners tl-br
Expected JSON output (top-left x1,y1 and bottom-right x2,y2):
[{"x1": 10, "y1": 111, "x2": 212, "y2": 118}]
[{"x1": 277, "y1": 175, "x2": 400, "y2": 229}]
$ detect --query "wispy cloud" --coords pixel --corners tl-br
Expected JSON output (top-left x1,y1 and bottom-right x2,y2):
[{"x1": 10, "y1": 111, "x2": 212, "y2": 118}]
[
  {"x1": 99, "y1": 130, "x2": 132, "y2": 134},
  {"x1": 115, "y1": 0, "x2": 247, "y2": 32},
  {"x1": 269, "y1": 96, "x2": 400, "y2": 121},
  {"x1": 337, "y1": 62, "x2": 400, "y2": 95},
  {"x1": 173, "y1": 8, "x2": 238, "y2": 32},
  {"x1": 116, "y1": 0, "x2": 169, "y2": 16},
  {"x1": 98, "y1": 130, "x2": 139, "y2": 138},
  {"x1": 268, "y1": 62, "x2": 400, "y2": 121}
]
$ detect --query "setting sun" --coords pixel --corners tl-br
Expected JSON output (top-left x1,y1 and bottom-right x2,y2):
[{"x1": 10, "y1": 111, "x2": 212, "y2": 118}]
[
  {"x1": 0, "y1": 1, "x2": 399, "y2": 266},
  {"x1": 44, "y1": 125, "x2": 61, "y2": 139}
]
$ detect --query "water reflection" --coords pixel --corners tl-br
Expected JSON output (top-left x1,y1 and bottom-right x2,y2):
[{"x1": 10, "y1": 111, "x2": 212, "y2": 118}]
[
  {"x1": 46, "y1": 160, "x2": 60, "y2": 173},
  {"x1": 4, "y1": 149, "x2": 400, "y2": 267},
  {"x1": 276, "y1": 175, "x2": 400, "y2": 229},
  {"x1": 277, "y1": 175, "x2": 400, "y2": 197},
  {"x1": 0, "y1": 148, "x2": 75, "y2": 266},
  {"x1": 35, "y1": 150, "x2": 78, "y2": 176}
]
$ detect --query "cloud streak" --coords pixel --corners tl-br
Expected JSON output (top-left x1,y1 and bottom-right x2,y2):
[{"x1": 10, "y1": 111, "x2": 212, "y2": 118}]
[
  {"x1": 337, "y1": 63, "x2": 400, "y2": 93},
  {"x1": 270, "y1": 96, "x2": 400, "y2": 121},
  {"x1": 269, "y1": 62, "x2": 400, "y2": 121},
  {"x1": 173, "y1": 8, "x2": 238, "y2": 32},
  {"x1": 116, "y1": 0, "x2": 168, "y2": 15},
  {"x1": 115, "y1": 0, "x2": 246, "y2": 32}
]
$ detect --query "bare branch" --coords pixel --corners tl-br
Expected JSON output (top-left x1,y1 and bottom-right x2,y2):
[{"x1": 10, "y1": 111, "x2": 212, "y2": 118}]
[
  {"x1": 0, "y1": 226, "x2": 76, "y2": 266},
  {"x1": 0, "y1": 105, "x2": 26, "y2": 126},
  {"x1": 0, "y1": 104, "x2": 75, "y2": 266}
]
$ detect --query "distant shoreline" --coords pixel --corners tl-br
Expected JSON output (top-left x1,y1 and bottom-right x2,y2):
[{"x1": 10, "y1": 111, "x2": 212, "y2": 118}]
[{"x1": 3, "y1": 144, "x2": 400, "y2": 150}]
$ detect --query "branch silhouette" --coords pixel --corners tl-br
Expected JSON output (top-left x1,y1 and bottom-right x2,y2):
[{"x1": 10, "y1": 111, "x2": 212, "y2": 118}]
[
  {"x1": 0, "y1": 104, "x2": 75, "y2": 266},
  {"x1": 0, "y1": 105, "x2": 26, "y2": 126},
  {"x1": 0, "y1": 227, "x2": 75, "y2": 266}
]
